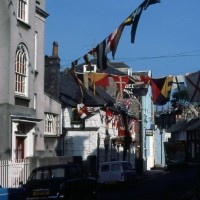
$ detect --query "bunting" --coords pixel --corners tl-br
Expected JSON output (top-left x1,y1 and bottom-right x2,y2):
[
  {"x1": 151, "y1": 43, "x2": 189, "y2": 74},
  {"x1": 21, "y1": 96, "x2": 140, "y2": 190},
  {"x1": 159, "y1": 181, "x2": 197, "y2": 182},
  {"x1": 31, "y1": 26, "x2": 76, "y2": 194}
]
[
  {"x1": 88, "y1": 48, "x2": 97, "y2": 58},
  {"x1": 70, "y1": 0, "x2": 160, "y2": 71},
  {"x1": 131, "y1": 5, "x2": 143, "y2": 43},
  {"x1": 71, "y1": 57, "x2": 81, "y2": 67},
  {"x1": 151, "y1": 76, "x2": 173, "y2": 105},
  {"x1": 106, "y1": 24, "x2": 125, "y2": 59},
  {"x1": 83, "y1": 54, "x2": 92, "y2": 70},
  {"x1": 77, "y1": 103, "x2": 88, "y2": 119},
  {"x1": 185, "y1": 70, "x2": 200, "y2": 102},
  {"x1": 143, "y1": 0, "x2": 160, "y2": 10},
  {"x1": 89, "y1": 72, "x2": 109, "y2": 87},
  {"x1": 112, "y1": 75, "x2": 129, "y2": 98},
  {"x1": 77, "y1": 103, "x2": 99, "y2": 119},
  {"x1": 70, "y1": 66, "x2": 84, "y2": 102},
  {"x1": 96, "y1": 39, "x2": 107, "y2": 71},
  {"x1": 129, "y1": 75, "x2": 150, "y2": 88},
  {"x1": 172, "y1": 75, "x2": 186, "y2": 92},
  {"x1": 117, "y1": 114, "x2": 126, "y2": 137}
]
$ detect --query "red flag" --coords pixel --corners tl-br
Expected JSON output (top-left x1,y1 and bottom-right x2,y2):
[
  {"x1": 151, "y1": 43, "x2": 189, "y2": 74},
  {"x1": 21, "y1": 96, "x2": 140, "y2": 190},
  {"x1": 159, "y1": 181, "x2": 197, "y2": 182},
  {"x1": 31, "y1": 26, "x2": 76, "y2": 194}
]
[
  {"x1": 112, "y1": 75, "x2": 129, "y2": 95},
  {"x1": 106, "y1": 24, "x2": 125, "y2": 59},
  {"x1": 89, "y1": 72, "x2": 109, "y2": 87}
]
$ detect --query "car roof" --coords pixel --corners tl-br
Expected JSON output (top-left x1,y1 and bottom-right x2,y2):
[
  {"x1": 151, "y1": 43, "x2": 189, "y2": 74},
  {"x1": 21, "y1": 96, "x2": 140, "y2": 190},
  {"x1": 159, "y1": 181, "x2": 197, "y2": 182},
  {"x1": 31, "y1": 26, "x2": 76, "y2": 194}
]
[
  {"x1": 99, "y1": 161, "x2": 130, "y2": 165},
  {"x1": 31, "y1": 163, "x2": 81, "y2": 171}
]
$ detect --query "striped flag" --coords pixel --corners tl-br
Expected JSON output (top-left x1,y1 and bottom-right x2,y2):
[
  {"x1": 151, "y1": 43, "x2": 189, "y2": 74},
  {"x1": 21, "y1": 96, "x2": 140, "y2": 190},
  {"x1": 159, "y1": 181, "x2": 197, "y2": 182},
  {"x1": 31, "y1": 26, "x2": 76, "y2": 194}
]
[
  {"x1": 96, "y1": 39, "x2": 107, "y2": 71},
  {"x1": 106, "y1": 24, "x2": 125, "y2": 59},
  {"x1": 150, "y1": 76, "x2": 173, "y2": 105}
]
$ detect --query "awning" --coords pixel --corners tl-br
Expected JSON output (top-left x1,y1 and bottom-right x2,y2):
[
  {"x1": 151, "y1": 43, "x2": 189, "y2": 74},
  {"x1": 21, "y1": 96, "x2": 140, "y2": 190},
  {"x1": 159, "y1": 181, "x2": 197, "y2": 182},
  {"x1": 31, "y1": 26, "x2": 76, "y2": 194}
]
[{"x1": 11, "y1": 115, "x2": 42, "y2": 123}]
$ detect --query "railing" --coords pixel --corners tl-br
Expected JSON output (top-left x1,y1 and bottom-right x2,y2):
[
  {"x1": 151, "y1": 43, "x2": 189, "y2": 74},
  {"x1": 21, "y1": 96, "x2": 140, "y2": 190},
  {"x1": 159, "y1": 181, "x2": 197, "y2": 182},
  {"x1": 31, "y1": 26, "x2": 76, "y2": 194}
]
[{"x1": 0, "y1": 159, "x2": 30, "y2": 188}]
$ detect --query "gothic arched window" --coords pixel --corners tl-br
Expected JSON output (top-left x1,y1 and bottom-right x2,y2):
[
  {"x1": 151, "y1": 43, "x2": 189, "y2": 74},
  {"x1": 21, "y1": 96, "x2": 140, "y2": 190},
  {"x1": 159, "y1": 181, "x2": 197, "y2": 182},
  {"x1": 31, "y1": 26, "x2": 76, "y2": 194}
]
[{"x1": 15, "y1": 43, "x2": 29, "y2": 96}]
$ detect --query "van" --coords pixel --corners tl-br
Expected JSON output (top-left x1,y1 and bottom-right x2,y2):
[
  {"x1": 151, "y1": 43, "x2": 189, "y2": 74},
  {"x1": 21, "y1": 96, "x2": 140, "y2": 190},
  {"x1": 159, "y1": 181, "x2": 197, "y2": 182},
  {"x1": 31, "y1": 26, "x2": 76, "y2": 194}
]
[{"x1": 98, "y1": 161, "x2": 136, "y2": 184}]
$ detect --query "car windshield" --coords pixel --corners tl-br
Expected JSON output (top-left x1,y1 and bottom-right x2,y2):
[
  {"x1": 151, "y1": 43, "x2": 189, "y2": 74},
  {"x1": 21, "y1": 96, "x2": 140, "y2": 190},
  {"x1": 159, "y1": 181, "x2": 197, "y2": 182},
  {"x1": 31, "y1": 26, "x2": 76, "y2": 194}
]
[{"x1": 122, "y1": 162, "x2": 133, "y2": 171}]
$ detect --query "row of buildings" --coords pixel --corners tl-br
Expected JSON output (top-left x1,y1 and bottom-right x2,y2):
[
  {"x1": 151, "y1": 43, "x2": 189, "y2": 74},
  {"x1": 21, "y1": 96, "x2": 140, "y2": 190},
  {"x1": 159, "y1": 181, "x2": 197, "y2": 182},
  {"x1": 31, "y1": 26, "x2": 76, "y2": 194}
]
[{"x1": 0, "y1": 0, "x2": 199, "y2": 187}]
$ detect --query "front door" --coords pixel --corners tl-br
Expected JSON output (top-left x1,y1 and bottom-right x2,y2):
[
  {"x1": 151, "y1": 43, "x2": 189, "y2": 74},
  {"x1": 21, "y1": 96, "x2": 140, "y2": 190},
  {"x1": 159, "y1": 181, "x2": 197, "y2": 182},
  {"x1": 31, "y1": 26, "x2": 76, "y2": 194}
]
[{"x1": 16, "y1": 137, "x2": 25, "y2": 159}]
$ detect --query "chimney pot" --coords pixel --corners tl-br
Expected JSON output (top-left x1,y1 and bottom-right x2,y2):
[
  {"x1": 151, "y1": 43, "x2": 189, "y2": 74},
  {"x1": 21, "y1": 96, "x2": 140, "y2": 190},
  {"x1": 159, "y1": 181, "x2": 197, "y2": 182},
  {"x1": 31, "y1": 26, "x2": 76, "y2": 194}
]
[{"x1": 52, "y1": 41, "x2": 58, "y2": 56}]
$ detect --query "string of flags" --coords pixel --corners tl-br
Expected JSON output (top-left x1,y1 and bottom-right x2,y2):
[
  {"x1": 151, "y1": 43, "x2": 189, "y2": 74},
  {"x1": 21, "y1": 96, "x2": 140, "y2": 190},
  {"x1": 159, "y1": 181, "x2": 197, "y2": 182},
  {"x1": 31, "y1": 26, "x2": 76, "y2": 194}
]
[
  {"x1": 70, "y1": 0, "x2": 160, "y2": 70},
  {"x1": 68, "y1": 0, "x2": 200, "y2": 107},
  {"x1": 73, "y1": 70, "x2": 200, "y2": 106},
  {"x1": 75, "y1": 69, "x2": 200, "y2": 138}
]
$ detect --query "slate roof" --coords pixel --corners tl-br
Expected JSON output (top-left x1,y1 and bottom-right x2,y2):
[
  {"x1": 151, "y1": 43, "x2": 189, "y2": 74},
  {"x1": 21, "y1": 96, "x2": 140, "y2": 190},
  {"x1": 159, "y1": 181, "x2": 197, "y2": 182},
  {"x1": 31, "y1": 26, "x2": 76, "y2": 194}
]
[
  {"x1": 186, "y1": 118, "x2": 200, "y2": 131},
  {"x1": 166, "y1": 118, "x2": 199, "y2": 133},
  {"x1": 166, "y1": 120, "x2": 187, "y2": 133},
  {"x1": 60, "y1": 69, "x2": 115, "y2": 107},
  {"x1": 75, "y1": 59, "x2": 127, "y2": 75}
]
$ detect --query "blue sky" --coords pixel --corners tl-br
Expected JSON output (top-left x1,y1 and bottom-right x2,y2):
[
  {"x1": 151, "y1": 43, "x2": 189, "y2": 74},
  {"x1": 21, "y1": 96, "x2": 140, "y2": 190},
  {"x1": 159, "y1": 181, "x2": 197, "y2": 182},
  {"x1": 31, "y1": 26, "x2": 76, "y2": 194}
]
[{"x1": 45, "y1": 0, "x2": 200, "y2": 78}]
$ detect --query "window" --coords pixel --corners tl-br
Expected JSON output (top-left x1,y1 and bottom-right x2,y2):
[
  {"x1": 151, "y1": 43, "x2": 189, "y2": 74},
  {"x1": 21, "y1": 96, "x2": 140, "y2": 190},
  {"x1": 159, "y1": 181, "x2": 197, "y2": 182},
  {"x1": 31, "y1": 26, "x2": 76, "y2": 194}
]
[
  {"x1": 67, "y1": 165, "x2": 84, "y2": 179},
  {"x1": 18, "y1": 0, "x2": 28, "y2": 23},
  {"x1": 34, "y1": 93, "x2": 37, "y2": 109},
  {"x1": 15, "y1": 44, "x2": 29, "y2": 96},
  {"x1": 111, "y1": 164, "x2": 120, "y2": 171},
  {"x1": 101, "y1": 165, "x2": 109, "y2": 172},
  {"x1": 122, "y1": 162, "x2": 133, "y2": 171},
  {"x1": 71, "y1": 108, "x2": 82, "y2": 123},
  {"x1": 51, "y1": 168, "x2": 65, "y2": 178},
  {"x1": 44, "y1": 113, "x2": 60, "y2": 135}
]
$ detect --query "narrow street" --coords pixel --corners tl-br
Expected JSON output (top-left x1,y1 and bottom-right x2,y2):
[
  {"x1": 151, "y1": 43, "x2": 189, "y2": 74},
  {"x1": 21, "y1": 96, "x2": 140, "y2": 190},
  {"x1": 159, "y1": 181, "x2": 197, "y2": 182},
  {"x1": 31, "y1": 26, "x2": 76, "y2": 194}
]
[{"x1": 97, "y1": 163, "x2": 200, "y2": 200}]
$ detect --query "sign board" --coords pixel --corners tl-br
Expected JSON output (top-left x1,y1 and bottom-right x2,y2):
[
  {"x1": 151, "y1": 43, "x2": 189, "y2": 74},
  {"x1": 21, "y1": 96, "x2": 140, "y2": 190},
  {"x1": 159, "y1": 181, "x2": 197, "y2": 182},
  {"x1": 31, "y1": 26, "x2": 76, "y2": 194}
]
[{"x1": 145, "y1": 129, "x2": 153, "y2": 136}]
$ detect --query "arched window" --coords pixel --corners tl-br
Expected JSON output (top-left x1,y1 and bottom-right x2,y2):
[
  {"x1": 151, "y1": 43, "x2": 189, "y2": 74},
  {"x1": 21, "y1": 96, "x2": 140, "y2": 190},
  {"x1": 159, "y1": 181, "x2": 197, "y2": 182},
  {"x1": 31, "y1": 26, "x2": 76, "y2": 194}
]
[{"x1": 15, "y1": 43, "x2": 29, "y2": 96}]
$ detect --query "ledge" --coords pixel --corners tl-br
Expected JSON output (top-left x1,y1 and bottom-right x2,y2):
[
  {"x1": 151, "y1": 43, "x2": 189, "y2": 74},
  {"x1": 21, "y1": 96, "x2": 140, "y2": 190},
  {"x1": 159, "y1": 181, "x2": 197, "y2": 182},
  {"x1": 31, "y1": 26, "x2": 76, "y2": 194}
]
[
  {"x1": 17, "y1": 19, "x2": 31, "y2": 29},
  {"x1": 15, "y1": 94, "x2": 31, "y2": 101}
]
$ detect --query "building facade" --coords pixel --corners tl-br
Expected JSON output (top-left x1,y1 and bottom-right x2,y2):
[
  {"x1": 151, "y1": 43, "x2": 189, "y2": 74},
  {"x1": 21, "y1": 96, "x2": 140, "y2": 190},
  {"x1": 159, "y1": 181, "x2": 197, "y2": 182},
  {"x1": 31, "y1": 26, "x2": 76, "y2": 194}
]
[{"x1": 0, "y1": 0, "x2": 61, "y2": 160}]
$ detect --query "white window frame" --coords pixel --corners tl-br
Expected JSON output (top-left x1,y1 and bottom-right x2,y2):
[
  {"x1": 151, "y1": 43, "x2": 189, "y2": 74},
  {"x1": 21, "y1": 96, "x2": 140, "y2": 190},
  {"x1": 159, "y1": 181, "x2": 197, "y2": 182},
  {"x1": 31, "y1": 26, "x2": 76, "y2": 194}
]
[
  {"x1": 83, "y1": 65, "x2": 97, "y2": 73},
  {"x1": 17, "y1": 0, "x2": 29, "y2": 23},
  {"x1": 44, "y1": 113, "x2": 60, "y2": 135},
  {"x1": 15, "y1": 43, "x2": 29, "y2": 96}
]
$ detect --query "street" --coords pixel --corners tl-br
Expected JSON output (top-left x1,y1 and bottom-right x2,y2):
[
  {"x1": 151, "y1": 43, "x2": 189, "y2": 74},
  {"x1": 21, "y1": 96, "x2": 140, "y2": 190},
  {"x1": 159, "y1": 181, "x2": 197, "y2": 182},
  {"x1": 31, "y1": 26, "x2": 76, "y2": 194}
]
[{"x1": 97, "y1": 163, "x2": 200, "y2": 200}]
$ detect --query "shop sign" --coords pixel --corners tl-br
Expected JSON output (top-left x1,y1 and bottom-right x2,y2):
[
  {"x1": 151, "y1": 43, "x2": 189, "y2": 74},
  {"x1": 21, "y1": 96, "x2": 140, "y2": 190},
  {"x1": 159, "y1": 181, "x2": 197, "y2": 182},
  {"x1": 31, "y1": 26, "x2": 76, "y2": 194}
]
[{"x1": 145, "y1": 129, "x2": 153, "y2": 136}]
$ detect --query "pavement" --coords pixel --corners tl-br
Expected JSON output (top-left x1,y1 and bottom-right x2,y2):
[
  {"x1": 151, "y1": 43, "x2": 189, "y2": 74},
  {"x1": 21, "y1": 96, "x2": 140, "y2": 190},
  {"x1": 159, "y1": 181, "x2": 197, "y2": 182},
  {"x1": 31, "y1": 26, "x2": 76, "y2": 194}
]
[
  {"x1": 136, "y1": 167, "x2": 166, "y2": 182},
  {"x1": 136, "y1": 164, "x2": 200, "y2": 199}
]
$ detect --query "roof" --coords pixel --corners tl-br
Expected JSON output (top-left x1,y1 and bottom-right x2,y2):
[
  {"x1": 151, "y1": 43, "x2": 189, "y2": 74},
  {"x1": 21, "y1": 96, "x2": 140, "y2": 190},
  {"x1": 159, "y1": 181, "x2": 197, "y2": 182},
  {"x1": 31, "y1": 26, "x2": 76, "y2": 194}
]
[
  {"x1": 31, "y1": 163, "x2": 80, "y2": 171},
  {"x1": 166, "y1": 118, "x2": 199, "y2": 133},
  {"x1": 60, "y1": 70, "x2": 115, "y2": 107},
  {"x1": 99, "y1": 161, "x2": 131, "y2": 165},
  {"x1": 108, "y1": 61, "x2": 130, "y2": 69},
  {"x1": 186, "y1": 118, "x2": 200, "y2": 131},
  {"x1": 166, "y1": 120, "x2": 186, "y2": 133},
  {"x1": 75, "y1": 59, "x2": 127, "y2": 75}
]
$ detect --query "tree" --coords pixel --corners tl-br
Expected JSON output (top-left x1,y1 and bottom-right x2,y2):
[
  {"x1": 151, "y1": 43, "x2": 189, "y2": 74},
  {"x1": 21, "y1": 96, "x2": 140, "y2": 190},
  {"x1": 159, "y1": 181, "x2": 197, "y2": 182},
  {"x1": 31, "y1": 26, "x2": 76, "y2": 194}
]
[
  {"x1": 170, "y1": 90, "x2": 189, "y2": 110},
  {"x1": 170, "y1": 90, "x2": 200, "y2": 118}
]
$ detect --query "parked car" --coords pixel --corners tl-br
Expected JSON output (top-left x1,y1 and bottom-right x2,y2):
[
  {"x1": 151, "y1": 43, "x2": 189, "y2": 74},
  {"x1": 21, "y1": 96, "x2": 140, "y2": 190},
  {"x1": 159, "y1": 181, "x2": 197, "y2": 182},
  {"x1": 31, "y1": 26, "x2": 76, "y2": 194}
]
[
  {"x1": 22, "y1": 163, "x2": 97, "y2": 200},
  {"x1": 98, "y1": 161, "x2": 136, "y2": 185}
]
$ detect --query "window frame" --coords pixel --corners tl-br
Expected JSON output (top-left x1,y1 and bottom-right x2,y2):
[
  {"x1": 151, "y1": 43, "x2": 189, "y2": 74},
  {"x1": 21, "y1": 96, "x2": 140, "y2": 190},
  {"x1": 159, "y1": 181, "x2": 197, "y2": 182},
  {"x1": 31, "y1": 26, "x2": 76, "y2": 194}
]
[
  {"x1": 17, "y1": 0, "x2": 29, "y2": 23},
  {"x1": 44, "y1": 113, "x2": 60, "y2": 135},
  {"x1": 15, "y1": 43, "x2": 29, "y2": 96},
  {"x1": 71, "y1": 108, "x2": 83, "y2": 124}
]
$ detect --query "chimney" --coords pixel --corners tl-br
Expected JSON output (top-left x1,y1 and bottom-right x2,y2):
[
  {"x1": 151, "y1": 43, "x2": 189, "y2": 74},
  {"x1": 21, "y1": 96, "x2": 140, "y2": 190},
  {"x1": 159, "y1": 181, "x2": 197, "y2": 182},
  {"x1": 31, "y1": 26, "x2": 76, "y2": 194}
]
[{"x1": 52, "y1": 41, "x2": 58, "y2": 57}]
